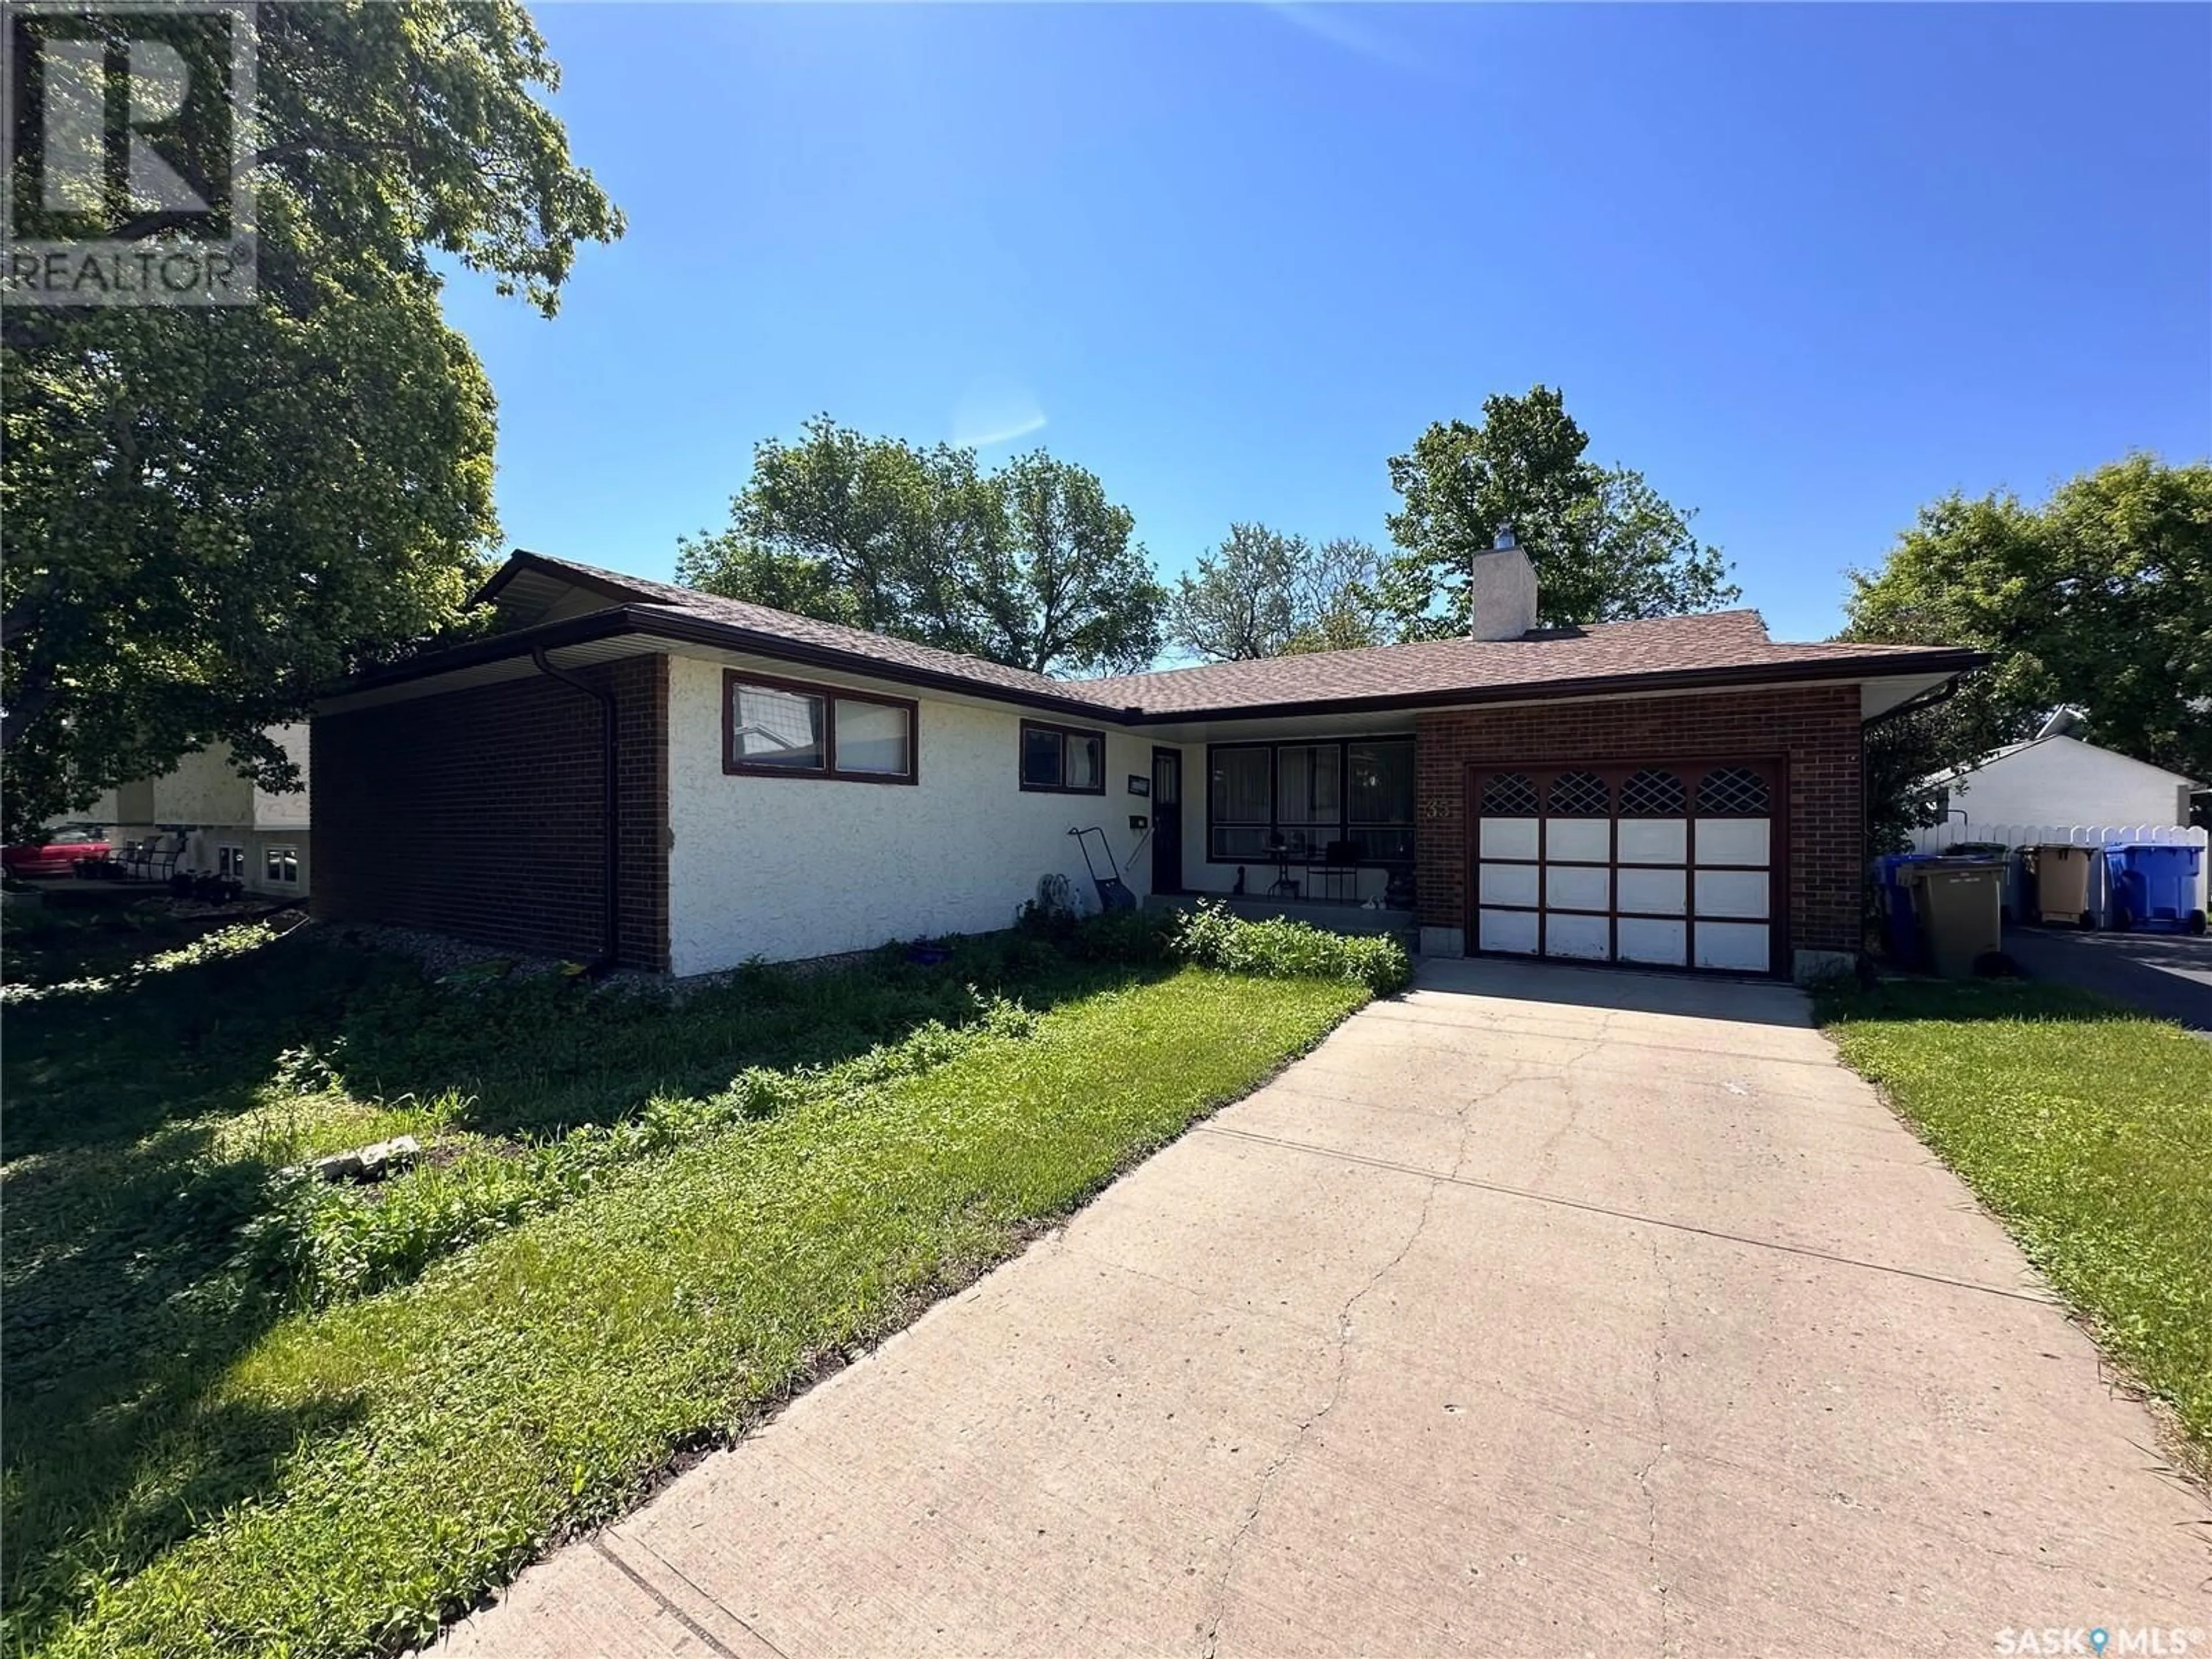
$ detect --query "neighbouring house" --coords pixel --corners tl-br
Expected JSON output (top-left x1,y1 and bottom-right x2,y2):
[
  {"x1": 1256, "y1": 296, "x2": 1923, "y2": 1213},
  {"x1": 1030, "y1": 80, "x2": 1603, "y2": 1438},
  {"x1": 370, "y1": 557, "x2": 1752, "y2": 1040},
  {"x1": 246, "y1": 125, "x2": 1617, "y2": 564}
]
[
  {"x1": 309, "y1": 545, "x2": 1981, "y2": 982},
  {"x1": 94, "y1": 728, "x2": 313, "y2": 897},
  {"x1": 1925, "y1": 730, "x2": 2203, "y2": 837}
]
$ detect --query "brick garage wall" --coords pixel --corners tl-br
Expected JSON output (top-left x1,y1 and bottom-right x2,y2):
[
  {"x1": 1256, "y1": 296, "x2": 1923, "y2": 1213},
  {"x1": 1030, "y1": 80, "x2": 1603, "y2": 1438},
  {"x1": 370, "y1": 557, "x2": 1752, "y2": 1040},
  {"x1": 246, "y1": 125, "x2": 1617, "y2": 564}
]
[
  {"x1": 1414, "y1": 684, "x2": 1864, "y2": 959},
  {"x1": 312, "y1": 654, "x2": 669, "y2": 970}
]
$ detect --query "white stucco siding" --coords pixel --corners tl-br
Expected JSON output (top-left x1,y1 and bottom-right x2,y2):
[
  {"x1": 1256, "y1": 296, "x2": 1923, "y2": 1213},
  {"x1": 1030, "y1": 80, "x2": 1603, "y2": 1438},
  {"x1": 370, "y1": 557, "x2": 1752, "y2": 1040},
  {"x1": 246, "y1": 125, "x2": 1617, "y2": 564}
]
[
  {"x1": 665, "y1": 654, "x2": 1157, "y2": 975},
  {"x1": 150, "y1": 745, "x2": 256, "y2": 825},
  {"x1": 251, "y1": 724, "x2": 312, "y2": 827},
  {"x1": 101, "y1": 727, "x2": 313, "y2": 831},
  {"x1": 1947, "y1": 736, "x2": 2194, "y2": 833}
]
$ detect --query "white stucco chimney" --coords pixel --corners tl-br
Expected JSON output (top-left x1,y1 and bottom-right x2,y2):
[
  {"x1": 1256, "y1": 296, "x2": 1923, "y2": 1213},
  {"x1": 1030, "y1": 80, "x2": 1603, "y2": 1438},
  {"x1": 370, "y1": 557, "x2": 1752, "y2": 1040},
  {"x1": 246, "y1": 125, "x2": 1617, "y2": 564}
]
[{"x1": 1468, "y1": 524, "x2": 1538, "y2": 641}]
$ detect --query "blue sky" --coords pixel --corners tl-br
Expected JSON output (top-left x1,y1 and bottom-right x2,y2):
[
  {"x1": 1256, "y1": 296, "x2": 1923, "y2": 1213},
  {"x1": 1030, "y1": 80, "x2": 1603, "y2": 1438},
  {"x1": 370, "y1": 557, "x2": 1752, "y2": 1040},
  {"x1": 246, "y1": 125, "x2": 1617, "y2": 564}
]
[{"x1": 443, "y1": 2, "x2": 2212, "y2": 647}]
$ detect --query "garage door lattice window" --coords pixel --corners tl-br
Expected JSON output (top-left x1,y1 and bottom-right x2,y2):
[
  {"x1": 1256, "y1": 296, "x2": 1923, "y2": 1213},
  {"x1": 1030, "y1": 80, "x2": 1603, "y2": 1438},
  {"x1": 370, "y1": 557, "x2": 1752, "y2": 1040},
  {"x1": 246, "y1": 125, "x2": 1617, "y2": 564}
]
[
  {"x1": 1547, "y1": 770, "x2": 1610, "y2": 817},
  {"x1": 1620, "y1": 768, "x2": 1687, "y2": 816},
  {"x1": 1482, "y1": 772, "x2": 1539, "y2": 815},
  {"x1": 1698, "y1": 767, "x2": 1770, "y2": 816}
]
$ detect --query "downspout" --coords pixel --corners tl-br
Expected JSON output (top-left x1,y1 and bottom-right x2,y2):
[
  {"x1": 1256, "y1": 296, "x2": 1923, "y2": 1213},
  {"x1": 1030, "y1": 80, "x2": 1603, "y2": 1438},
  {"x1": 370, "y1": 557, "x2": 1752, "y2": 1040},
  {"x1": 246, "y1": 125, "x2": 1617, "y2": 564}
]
[{"x1": 531, "y1": 647, "x2": 620, "y2": 974}]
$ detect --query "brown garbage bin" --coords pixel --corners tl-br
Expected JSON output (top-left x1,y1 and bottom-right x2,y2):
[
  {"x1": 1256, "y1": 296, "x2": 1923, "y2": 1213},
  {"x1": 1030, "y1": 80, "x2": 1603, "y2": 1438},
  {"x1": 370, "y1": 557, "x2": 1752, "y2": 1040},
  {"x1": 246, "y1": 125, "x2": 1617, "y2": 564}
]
[
  {"x1": 1905, "y1": 858, "x2": 2005, "y2": 978},
  {"x1": 2027, "y1": 844, "x2": 2094, "y2": 926}
]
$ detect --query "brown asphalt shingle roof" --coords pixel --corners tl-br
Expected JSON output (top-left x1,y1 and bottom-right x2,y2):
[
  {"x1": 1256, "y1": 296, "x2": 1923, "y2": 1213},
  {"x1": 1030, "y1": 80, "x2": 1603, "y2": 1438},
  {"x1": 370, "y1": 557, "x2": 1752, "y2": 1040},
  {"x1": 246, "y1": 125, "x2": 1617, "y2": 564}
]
[
  {"x1": 1081, "y1": 612, "x2": 1953, "y2": 714},
  {"x1": 480, "y1": 551, "x2": 1976, "y2": 721},
  {"x1": 502, "y1": 551, "x2": 1106, "y2": 706}
]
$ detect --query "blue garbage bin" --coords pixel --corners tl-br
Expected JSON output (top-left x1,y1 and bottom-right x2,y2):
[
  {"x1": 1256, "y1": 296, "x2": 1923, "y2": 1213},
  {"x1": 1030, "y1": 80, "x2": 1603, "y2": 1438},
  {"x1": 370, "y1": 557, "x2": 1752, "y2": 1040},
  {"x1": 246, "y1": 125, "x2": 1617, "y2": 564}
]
[
  {"x1": 1875, "y1": 852, "x2": 1941, "y2": 966},
  {"x1": 2101, "y1": 843, "x2": 2206, "y2": 934}
]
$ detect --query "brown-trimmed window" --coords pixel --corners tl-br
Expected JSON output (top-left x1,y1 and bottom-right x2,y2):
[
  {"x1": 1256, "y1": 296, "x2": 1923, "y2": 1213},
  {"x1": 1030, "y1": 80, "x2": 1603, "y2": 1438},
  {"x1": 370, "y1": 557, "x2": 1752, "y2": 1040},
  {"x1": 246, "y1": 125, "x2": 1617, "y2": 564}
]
[
  {"x1": 724, "y1": 671, "x2": 916, "y2": 784},
  {"x1": 1020, "y1": 720, "x2": 1105, "y2": 794},
  {"x1": 1208, "y1": 737, "x2": 1414, "y2": 863}
]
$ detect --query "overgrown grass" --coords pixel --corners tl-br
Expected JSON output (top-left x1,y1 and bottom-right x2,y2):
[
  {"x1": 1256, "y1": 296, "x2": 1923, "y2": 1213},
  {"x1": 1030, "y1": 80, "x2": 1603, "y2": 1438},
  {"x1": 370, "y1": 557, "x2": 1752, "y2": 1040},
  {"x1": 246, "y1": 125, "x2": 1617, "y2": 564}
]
[
  {"x1": 3, "y1": 904, "x2": 1376, "y2": 1657},
  {"x1": 1172, "y1": 900, "x2": 1412, "y2": 993},
  {"x1": 1819, "y1": 978, "x2": 2212, "y2": 1474}
]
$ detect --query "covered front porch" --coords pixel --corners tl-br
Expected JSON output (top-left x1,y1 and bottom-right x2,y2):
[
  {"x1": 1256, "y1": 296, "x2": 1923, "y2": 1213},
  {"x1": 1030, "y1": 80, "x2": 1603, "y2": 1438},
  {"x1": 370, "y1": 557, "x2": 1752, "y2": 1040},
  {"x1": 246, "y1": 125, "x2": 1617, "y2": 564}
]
[{"x1": 1141, "y1": 719, "x2": 1421, "y2": 920}]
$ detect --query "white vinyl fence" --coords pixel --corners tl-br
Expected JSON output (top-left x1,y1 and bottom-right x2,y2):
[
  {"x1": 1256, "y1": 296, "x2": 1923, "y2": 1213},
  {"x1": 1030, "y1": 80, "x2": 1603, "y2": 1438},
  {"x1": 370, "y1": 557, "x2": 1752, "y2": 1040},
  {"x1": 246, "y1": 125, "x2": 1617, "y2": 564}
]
[{"x1": 1905, "y1": 821, "x2": 2209, "y2": 922}]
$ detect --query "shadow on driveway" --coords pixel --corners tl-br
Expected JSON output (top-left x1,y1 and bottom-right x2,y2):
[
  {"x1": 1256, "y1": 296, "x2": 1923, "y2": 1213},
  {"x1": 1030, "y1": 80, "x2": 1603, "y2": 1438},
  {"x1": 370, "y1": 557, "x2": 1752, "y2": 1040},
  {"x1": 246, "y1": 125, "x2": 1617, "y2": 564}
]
[
  {"x1": 2003, "y1": 925, "x2": 2212, "y2": 1033},
  {"x1": 1410, "y1": 955, "x2": 1815, "y2": 1028}
]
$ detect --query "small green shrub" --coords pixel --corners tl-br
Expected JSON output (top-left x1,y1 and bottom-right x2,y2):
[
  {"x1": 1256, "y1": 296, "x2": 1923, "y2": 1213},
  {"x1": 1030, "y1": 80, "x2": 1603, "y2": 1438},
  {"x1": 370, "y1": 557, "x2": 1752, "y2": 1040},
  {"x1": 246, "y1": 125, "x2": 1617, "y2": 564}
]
[
  {"x1": 1067, "y1": 905, "x2": 1179, "y2": 964},
  {"x1": 1169, "y1": 901, "x2": 1412, "y2": 994}
]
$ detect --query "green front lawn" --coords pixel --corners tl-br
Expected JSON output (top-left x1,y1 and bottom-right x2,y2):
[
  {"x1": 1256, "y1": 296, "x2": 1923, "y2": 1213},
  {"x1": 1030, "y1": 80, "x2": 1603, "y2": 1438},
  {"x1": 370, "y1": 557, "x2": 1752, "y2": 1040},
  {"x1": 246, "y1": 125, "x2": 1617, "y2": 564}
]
[
  {"x1": 1819, "y1": 978, "x2": 2212, "y2": 1474},
  {"x1": 3, "y1": 910, "x2": 1376, "y2": 1657}
]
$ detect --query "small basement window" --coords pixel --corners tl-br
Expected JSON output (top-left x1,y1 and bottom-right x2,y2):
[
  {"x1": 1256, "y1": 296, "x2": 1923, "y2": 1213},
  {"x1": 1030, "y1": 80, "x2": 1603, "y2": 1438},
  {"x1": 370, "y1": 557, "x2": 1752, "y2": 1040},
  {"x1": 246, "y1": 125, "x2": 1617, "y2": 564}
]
[
  {"x1": 1020, "y1": 721, "x2": 1105, "y2": 794},
  {"x1": 724, "y1": 671, "x2": 917, "y2": 784},
  {"x1": 265, "y1": 846, "x2": 299, "y2": 885}
]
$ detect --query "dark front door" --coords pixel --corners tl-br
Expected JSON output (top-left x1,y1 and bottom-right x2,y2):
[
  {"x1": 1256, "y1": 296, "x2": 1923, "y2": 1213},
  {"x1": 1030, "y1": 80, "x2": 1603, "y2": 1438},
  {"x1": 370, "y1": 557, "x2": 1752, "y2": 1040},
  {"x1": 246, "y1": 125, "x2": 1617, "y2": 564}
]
[{"x1": 1152, "y1": 748, "x2": 1183, "y2": 895}]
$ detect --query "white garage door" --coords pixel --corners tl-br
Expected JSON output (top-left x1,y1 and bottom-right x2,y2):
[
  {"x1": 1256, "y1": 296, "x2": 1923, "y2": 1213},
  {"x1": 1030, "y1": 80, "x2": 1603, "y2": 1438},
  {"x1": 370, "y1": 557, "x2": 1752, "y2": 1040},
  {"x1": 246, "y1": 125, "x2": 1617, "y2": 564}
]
[{"x1": 1471, "y1": 762, "x2": 1783, "y2": 975}]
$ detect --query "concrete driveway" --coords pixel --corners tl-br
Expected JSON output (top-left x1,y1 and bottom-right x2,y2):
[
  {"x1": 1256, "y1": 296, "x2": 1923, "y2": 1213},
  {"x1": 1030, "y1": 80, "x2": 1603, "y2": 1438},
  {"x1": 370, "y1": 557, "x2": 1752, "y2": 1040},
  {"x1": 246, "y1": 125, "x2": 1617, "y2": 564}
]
[{"x1": 444, "y1": 960, "x2": 2210, "y2": 1658}]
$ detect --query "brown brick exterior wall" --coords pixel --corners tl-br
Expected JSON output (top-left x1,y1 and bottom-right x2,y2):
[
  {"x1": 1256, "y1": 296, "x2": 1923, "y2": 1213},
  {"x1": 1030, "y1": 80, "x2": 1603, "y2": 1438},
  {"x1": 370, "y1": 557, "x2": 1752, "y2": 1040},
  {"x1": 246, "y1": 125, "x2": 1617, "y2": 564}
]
[
  {"x1": 1414, "y1": 684, "x2": 1864, "y2": 960},
  {"x1": 312, "y1": 654, "x2": 670, "y2": 970}
]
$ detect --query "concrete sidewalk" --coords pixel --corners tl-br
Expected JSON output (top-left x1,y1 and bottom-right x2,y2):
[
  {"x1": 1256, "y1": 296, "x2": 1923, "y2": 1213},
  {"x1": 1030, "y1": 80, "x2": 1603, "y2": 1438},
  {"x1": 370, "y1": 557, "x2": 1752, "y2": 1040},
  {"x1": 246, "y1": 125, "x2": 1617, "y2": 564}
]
[{"x1": 441, "y1": 960, "x2": 2210, "y2": 1658}]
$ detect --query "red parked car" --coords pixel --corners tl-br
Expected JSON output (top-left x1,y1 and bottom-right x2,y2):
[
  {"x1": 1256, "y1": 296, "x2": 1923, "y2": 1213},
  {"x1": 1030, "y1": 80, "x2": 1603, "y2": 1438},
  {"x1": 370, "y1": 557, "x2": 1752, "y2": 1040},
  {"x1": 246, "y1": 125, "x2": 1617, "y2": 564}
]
[{"x1": 1, "y1": 825, "x2": 111, "y2": 879}]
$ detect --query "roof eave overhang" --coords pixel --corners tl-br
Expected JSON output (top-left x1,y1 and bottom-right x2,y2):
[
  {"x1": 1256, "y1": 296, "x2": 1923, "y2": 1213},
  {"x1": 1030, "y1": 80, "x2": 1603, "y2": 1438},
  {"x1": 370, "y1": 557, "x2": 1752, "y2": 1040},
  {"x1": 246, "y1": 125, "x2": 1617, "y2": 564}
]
[
  {"x1": 1124, "y1": 649, "x2": 1990, "y2": 725},
  {"x1": 326, "y1": 606, "x2": 1137, "y2": 724},
  {"x1": 327, "y1": 613, "x2": 1986, "y2": 729}
]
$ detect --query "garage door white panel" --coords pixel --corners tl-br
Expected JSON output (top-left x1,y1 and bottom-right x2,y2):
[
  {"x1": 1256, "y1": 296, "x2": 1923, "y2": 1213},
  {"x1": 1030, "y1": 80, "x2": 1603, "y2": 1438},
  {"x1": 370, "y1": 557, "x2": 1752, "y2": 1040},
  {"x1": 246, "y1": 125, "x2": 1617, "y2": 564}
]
[
  {"x1": 1479, "y1": 817, "x2": 1539, "y2": 859},
  {"x1": 1546, "y1": 865, "x2": 1610, "y2": 911},
  {"x1": 1694, "y1": 921, "x2": 1771, "y2": 972},
  {"x1": 1617, "y1": 820, "x2": 1687, "y2": 865},
  {"x1": 1694, "y1": 869, "x2": 1770, "y2": 919},
  {"x1": 1473, "y1": 763, "x2": 1778, "y2": 977},
  {"x1": 1478, "y1": 908, "x2": 1540, "y2": 955},
  {"x1": 1618, "y1": 917, "x2": 1687, "y2": 966},
  {"x1": 1546, "y1": 912, "x2": 1610, "y2": 959},
  {"x1": 1616, "y1": 867, "x2": 1686, "y2": 915},
  {"x1": 1479, "y1": 862, "x2": 1539, "y2": 907},
  {"x1": 1546, "y1": 819, "x2": 1609, "y2": 862},
  {"x1": 1696, "y1": 818, "x2": 1770, "y2": 866}
]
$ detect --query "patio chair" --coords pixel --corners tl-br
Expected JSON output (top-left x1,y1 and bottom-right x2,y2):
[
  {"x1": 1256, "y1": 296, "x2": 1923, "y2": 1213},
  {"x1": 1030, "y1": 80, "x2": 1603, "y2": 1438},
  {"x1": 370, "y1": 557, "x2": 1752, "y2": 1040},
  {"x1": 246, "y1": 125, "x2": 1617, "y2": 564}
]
[{"x1": 1305, "y1": 839, "x2": 1361, "y2": 904}]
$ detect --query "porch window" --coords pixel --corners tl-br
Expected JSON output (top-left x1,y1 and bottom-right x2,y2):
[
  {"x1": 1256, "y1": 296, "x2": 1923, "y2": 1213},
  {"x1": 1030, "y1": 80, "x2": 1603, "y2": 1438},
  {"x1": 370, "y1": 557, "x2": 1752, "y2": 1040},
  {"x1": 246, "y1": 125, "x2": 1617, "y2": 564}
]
[
  {"x1": 724, "y1": 671, "x2": 917, "y2": 783},
  {"x1": 1020, "y1": 721, "x2": 1105, "y2": 794},
  {"x1": 1275, "y1": 745, "x2": 1341, "y2": 859},
  {"x1": 1209, "y1": 747, "x2": 1275, "y2": 859},
  {"x1": 1207, "y1": 738, "x2": 1414, "y2": 864},
  {"x1": 264, "y1": 846, "x2": 299, "y2": 885},
  {"x1": 1348, "y1": 740, "x2": 1416, "y2": 863}
]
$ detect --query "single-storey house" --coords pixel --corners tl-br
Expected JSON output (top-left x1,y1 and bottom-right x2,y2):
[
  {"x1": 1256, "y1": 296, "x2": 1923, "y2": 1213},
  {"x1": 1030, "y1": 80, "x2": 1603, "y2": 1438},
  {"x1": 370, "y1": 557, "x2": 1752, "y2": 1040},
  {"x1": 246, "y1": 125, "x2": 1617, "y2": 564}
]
[
  {"x1": 89, "y1": 726, "x2": 313, "y2": 897},
  {"x1": 310, "y1": 544, "x2": 1981, "y2": 982},
  {"x1": 1925, "y1": 731, "x2": 2202, "y2": 836}
]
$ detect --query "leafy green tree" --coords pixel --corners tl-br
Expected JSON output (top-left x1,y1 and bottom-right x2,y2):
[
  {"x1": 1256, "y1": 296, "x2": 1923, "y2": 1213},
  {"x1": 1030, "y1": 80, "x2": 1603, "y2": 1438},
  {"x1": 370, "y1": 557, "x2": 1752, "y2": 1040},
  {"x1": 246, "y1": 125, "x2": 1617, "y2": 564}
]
[
  {"x1": 1375, "y1": 386, "x2": 1738, "y2": 638},
  {"x1": 978, "y1": 451, "x2": 1165, "y2": 675},
  {"x1": 1283, "y1": 537, "x2": 1387, "y2": 656},
  {"x1": 1164, "y1": 524, "x2": 1300, "y2": 662},
  {"x1": 1166, "y1": 526, "x2": 1384, "y2": 662},
  {"x1": 681, "y1": 418, "x2": 1166, "y2": 676},
  {"x1": 1842, "y1": 456, "x2": 2212, "y2": 843},
  {"x1": 2, "y1": 0, "x2": 620, "y2": 839}
]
